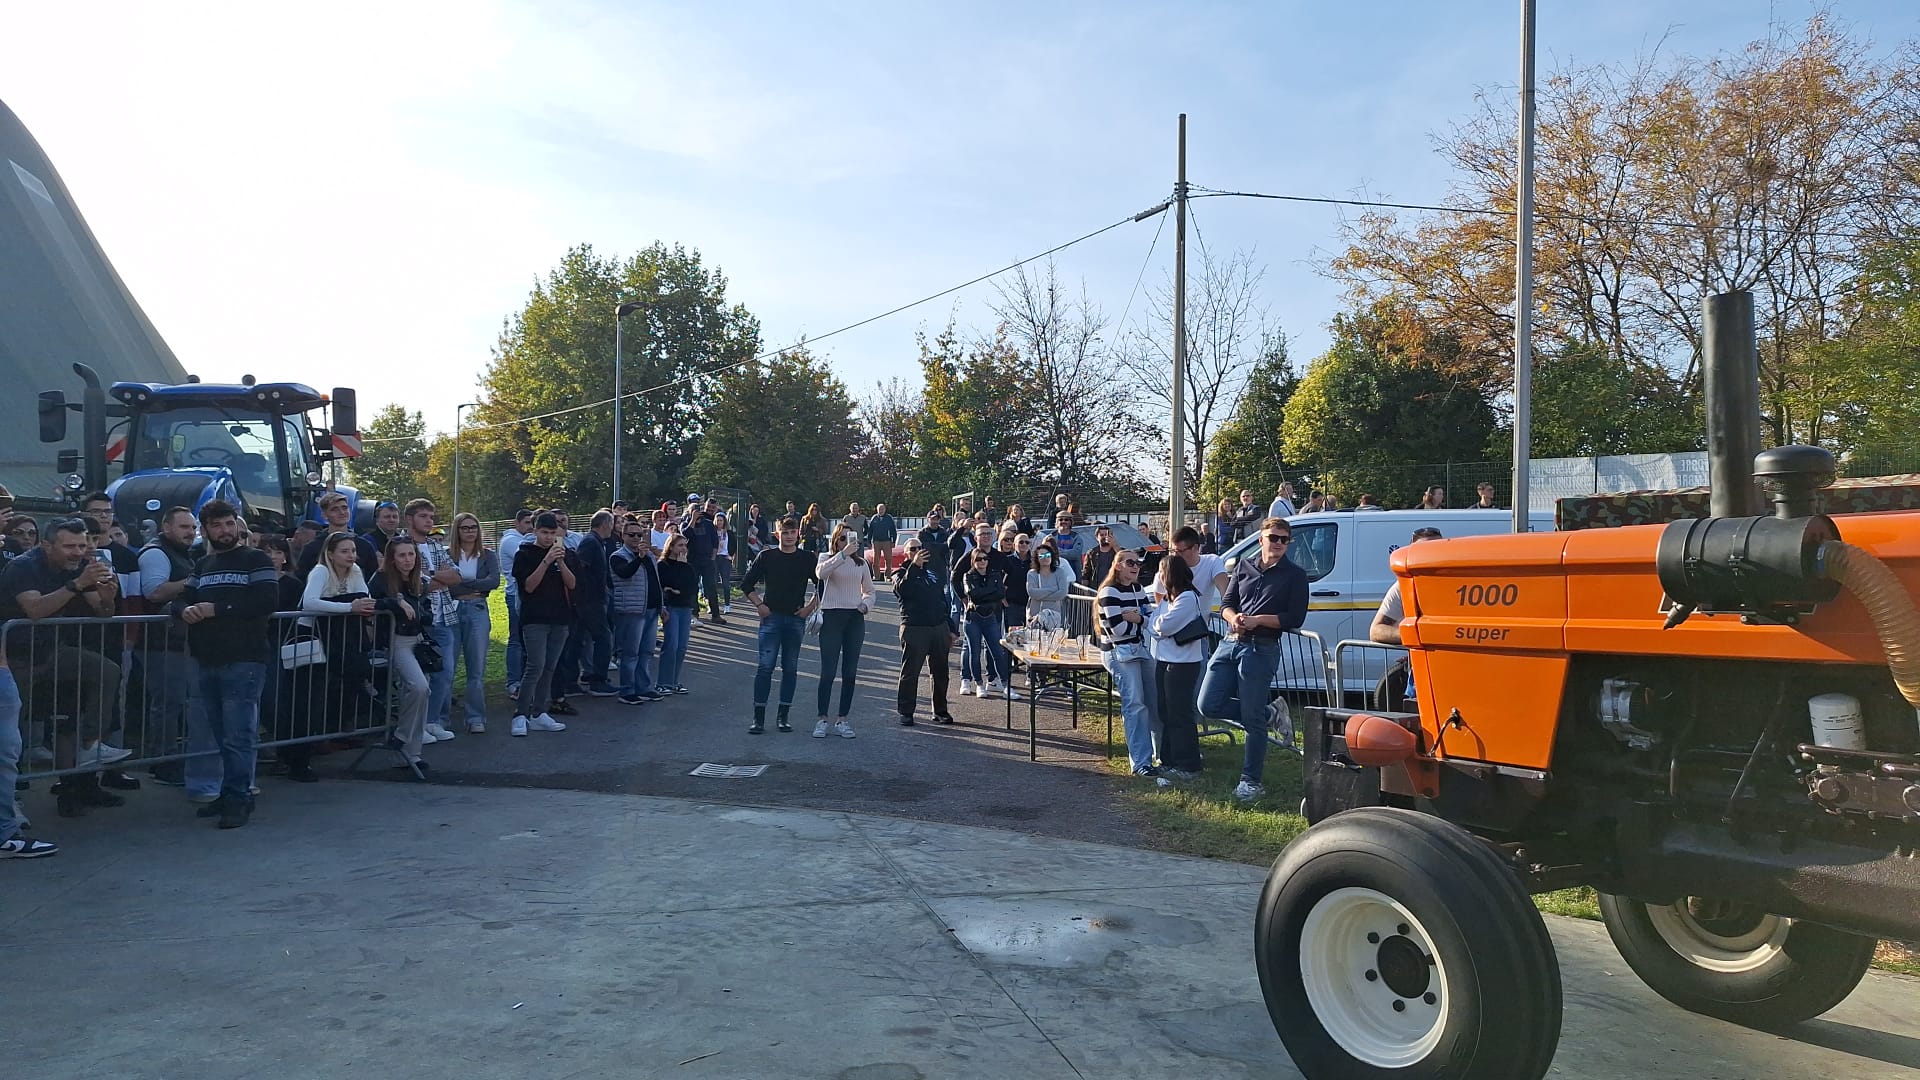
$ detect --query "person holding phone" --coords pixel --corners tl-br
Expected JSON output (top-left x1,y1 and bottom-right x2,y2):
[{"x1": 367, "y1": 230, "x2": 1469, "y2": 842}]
[
  {"x1": 892, "y1": 539, "x2": 955, "y2": 725},
  {"x1": 812, "y1": 523, "x2": 873, "y2": 738}
]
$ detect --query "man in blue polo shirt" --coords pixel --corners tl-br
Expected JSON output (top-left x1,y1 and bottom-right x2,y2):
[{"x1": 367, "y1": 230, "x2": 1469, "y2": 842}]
[{"x1": 1200, "y1": 517, "x2": 1308, "y2": 803}]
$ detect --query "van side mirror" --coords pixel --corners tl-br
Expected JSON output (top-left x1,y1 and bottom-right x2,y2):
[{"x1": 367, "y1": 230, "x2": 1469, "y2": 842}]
[
  {"x1": 330, "y1": 388, "x2": 357, "y2": 436},
  {"x1": 38, "y1": 391, "x2": 68, "y2": 443}
]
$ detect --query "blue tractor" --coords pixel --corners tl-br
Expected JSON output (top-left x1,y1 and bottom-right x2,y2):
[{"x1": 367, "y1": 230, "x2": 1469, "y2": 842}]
[{"x1": 38, "y1": 362, "x2": 369, "y2": 541}]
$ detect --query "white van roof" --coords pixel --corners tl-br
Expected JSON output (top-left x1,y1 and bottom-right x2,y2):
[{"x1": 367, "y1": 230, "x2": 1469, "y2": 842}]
[{"x1": 1286, "y1": 507, "x2": 1555, "y2": 531}]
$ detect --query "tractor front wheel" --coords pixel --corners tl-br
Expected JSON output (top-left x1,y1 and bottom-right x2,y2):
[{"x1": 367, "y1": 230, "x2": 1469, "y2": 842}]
[
  {"x1": 1597, "y1": 892, "x2": 1876, "y2": 1027},
  {"x1": 1255, "y1": 808, "x2": 1562, "y2": 1079}
]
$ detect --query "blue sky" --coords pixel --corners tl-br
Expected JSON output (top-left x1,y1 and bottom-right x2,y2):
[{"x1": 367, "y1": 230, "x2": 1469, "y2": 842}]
[{"x1": 3, "y1": 1, "x2": 1912, "y2": 439}]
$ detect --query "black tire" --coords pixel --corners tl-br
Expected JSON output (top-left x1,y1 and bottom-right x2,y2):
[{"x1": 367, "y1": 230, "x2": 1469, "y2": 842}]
[
  {"x1": 1254, "y1": 807, "x2": 1562, "y2": 1079},
  {"x1": 1596, "y1": 892, "x2": 1876, "y2": 1027}
]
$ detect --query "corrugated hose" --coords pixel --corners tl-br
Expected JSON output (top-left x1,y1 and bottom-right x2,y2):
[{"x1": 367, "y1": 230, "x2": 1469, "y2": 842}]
[{"x1": 1819, "y1": 541, "x2": 1920, "y2": 709}]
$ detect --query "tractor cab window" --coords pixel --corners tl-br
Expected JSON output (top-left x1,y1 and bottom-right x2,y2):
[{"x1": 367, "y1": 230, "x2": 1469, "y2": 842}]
[{"x1": 130, "y1": 407, "x2": 287, "y2": 519}]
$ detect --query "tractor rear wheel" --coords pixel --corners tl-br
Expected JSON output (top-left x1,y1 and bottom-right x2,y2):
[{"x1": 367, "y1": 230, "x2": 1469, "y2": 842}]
[
  {"x1": 1596, "y1": 892, "x2": 1876, "y2": 1027},
  {"x1": 1255, "y1": 807, "x2": 1562, "y2": 1079}
]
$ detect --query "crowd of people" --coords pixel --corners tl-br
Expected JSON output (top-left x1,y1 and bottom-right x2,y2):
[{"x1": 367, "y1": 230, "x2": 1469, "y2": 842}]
[{"x1": 0, "y1": 477, "x2": 1428, "y2": 863}]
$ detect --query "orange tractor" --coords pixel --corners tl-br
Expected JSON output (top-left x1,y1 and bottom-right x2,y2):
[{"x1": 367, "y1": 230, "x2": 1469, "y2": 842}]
[{"x1": 1255, "y1": 291, "x2": 1920, "y2": 1078}]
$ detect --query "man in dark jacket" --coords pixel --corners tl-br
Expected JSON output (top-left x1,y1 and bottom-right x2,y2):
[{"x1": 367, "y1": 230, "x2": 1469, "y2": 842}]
[
  {"x1": 684, "y1": 504, "x2": 725, "y2": 625},
  {"x1": 173, "y1": 500, "x2": 279, "y2": 829},
  {"x1": 892, "y1": 538, "x2": 954, "y2": 726},
  {"x1": 609, "y1": 519, "x2": 665, "y2": 703},
  {"x1": 566, "y1": 510, "x2": 618, "y2": 698}
]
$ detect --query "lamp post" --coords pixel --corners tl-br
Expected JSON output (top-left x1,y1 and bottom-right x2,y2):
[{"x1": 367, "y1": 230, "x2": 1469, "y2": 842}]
[
  {"x1": 613, "y1": 299, "x2": 646, "y2": 506},
  {"x1": 453, "y1": 401, "x2": 478, "y2": 518}
]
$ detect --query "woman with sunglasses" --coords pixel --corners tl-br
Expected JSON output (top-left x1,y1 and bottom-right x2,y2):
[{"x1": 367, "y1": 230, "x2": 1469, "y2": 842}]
[
  {"x1": 958, "y1": 546, "x2": 1017, "y2": 699},
  {"x1": 1097, "y1": 549, "x2": 1160, "y2": 776},
  {"x1": 4, "y1": 516, "x2": 38, "y2": 557},
  {"x1": 1024, "y1": 535, "x2": 1074, "y2": 626},
  {"x1": 445, "y1": 513, "x2": 499, "y2": 734}
]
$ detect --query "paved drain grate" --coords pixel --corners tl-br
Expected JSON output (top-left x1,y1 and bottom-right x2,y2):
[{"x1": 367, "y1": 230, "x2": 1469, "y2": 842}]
[{"x1": 689, "y1": 763, "x2": 770, "y2": 779}]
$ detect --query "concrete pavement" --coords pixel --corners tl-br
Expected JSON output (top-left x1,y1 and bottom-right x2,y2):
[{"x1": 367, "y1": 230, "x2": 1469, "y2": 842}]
[{"x1": 6, "y1": 782, "x2": 1917, "y2": 1080}]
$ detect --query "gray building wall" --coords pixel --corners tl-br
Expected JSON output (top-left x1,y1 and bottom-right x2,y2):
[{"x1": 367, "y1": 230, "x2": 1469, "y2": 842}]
[{"x1": 0, "y1": 97, "x2": 187, "y2": 505}]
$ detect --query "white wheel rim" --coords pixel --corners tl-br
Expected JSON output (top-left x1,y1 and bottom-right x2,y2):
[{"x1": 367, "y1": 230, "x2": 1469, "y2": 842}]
[
  {"x1": 1299, "y1": 887, "x2": 1451, "y2": 1068},
  {"x1": 1644, "y1": 898, "x2": 1791, "y2": 974}
]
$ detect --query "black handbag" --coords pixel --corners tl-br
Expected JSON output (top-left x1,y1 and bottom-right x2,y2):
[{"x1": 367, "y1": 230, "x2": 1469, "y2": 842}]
[
  {"x1": 413, "y1": 635, "x2": 444, "y2": 674},
  {"x1": 1171, "y1": 614, "x2": 1215, "y2": 646}
]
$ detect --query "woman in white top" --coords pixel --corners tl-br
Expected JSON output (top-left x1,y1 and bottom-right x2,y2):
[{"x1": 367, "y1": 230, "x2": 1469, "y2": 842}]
[
  {"x1": 302, "y1": 533, "x2": 374, "y2": 619},
  {"x1": 1025, "y1": 535, "x2": 1076, "y2": 626},
  {"x1": 713, "y1": 512, "x2": 734, "y2": 615},
  {"x1": 813, "y1": 523, "x2": 874, "y2": 739},
  {"x1": 300, "y1": 533, "x2": 377, "y2": 747},
  {"x1": 1148, "y1": 554, "x2": 1207, "y2": 779},
  {"x1": 1096, "y1": 549, "x2": 1160, "y2": 777}
]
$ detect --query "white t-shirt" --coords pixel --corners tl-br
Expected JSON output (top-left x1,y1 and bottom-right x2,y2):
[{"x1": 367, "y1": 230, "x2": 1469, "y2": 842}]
[
  {"x1": 1152, "y1": 553, "x2": 1228, "y2": 611},
  {"x1": 498, "y1": 528, "x2": 531, "y2": 593},
  {"x1": 1377, "y1": 581, "x2": 1404, "y2": 625}
]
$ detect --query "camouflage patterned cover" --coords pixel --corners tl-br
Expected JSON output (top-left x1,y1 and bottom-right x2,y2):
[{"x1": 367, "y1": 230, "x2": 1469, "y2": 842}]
[{"x1": 1555, "y1": 474, "x2": 1920, "y2": 531}]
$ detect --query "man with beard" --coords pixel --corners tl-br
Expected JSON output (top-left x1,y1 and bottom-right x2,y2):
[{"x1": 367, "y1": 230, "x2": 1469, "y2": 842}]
[{"x1": 172, "y1": 500, "x2": 279, "y2": 829}]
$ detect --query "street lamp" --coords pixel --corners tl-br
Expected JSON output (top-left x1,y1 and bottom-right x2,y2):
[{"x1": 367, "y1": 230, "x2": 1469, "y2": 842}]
[
  {"x1": 453, "y1": 401, "x2": 479, "y2": 518},
  {"x1": 613, "y1": 299, "x2": 646, "y2": 506}
]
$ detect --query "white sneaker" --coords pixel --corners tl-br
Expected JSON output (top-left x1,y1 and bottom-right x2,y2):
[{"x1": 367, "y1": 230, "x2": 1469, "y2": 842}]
[
  {"x1": 812, "y1": 719, "x2": 830, "y2": 738},
  {"x1": 81, "y1": 742, "x2": 133, "y2": 767},
  {"x1": 959, "y1": 679, "x2": 977, "y2": 696},
  {"x1": 510, "y1": 715, "x2": 528, "y2": 737},
  {"x1": 975, "y1": 681, "x2": 991, "y2": 698},
  {"x1": 528, "y1": 713, "x2": 566, "y2": 732},
  {"x1": 722, "y1": 604, "x2": 732, "y2": 615},
  {"x1": 831, "y1": 720, "x2": 856, "y2": 739},
  {"x1": 467, "y1": 720, "x2": 486, "y2": 734},
  {"x1": 424, "y1": 723, "x2": 456, "y2": 742},
  {"x1": 27, "y1": 745, "x2": 54, "y2": 765},
  {"x1": 1232, "y1": 780, "x2": 1265, "y2": 802},
  {"x1": 1002, "y1": 685, "x2": 1021, "y2": 701}
]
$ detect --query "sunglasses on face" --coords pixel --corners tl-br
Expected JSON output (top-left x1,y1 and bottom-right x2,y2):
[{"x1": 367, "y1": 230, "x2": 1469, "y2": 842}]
[
  {"x1": 1264, "y1": 534, "x2": 1293, "y2": 545},
  {"x1": 1120, "y1": 559, "x2": 1141, "y2": 568}
]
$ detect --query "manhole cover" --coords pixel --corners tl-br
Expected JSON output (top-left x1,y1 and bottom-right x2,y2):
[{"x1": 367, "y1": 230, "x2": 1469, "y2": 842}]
[{"x1": 690, "y1": 763, "x2": 770, "y2": 778}]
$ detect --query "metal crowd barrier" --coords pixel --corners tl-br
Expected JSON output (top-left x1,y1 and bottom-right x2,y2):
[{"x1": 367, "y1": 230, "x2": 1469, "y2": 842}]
[
  {"x1": 1332, "y1": 638, "x2": 1411, "y2": 710},
  {"x1": 8, "y1": 610, "x2": 398, "y2": 781}
]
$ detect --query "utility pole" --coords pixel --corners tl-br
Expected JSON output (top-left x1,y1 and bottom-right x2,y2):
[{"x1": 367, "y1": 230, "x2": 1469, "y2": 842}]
[
  {"x1": 1511, "y1": 0, "x2": 1536, "y2": 533},
  {"x1": 1169, "y1": 113, "x2": 1188, "y2": 536},
  {"x1": 613, "y1": 299, "x2": 645, "y2": 506}
]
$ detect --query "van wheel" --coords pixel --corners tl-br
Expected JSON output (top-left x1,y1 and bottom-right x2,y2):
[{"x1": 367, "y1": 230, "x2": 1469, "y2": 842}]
[
  {"x1": 1596, "y1": 893, "x2": 1875, "y2": 1027},
  {"x1": 1255, "y1": 808, "x2": 1561, "y2": 1079}
]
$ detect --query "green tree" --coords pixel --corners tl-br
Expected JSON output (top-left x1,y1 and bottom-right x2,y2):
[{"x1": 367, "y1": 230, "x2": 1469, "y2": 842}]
[
  {"x1": 916, "y1": 322, "x2": 1033, "y2": 499},
  {"x1": 1203, "y1": 341, "x2": 1299, "y2": 505},
  {"x1": 855, "y1": 376, "x2": 941, "y2": 510},
  {"x1": 479, "y1": 242, "x2": 760, "y2": 510},
  {"x1": 1815, "y1": 238, "x2": 1920, "y2": 470},
  {"x1": 420, "y1": 433, "x2": 531, "y2": 523},
  {"x1": 1282, "y1": 306, "x2": 1498, "y2": 506},
  {"x1": 347, "y1": 403, "x2": 427, "y2": 502},
  {"x1": 684, "y1": 347, "x2": 865, "y2": 511},
  {"x1": 1502, "y1": 342, "x2": 1700, "y2": 459}
]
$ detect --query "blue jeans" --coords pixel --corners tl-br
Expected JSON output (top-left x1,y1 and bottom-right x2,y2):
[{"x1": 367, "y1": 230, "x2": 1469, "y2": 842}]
[
  {"x1": 504, "y1": 587, "x2": 523, "y2": 690},
  {"x1": 189, "y1": 662, "x2": 265, "y2": 801},
  {"x1": 753, "y1": 612, "x2": 806, "y2": 707},
  {"x1": 658, "y1": 607, "x2": 693, "y2": 690},
  {"x1": 0, "y1": 668, "x2": 21, "y2": 842},
  {"x1": 1104, "y1": 648, "x2": 1160, "y2": 773},
  {"x1": 456, "y1": 599, "x2": 490, "y2": 726},
  {"x1": 1198, "y1": 638, "x2": 1282, "y2": 783},
  {"x1": 424, "y1": 621, "x2": 457, "y2": 728},
  {"x1": 962, "y1": 612, "x2": 1006, "y2": 684},
  {"x1": 615, "y1": 610, "x2": 659, "y2": 697},
  {"x1": 816, "y1": 609, "x2": 866, "y2": 717}
]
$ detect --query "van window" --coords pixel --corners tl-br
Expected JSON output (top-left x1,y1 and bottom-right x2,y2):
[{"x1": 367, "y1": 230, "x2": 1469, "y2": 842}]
[{"x1": 1287, "y1": 522, "x2": 1337, "y2": 582}]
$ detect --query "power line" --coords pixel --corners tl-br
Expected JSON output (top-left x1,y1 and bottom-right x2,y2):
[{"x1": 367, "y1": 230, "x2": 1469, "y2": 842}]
[
  {"x1": 1110, "y1": 203, "x2": 1168, "y2": 348},
  {"x1": 1188, "y1": 184, "x2": 1901, "y2": 242},
  {"x1": 363, "y1": 209, "x2": 1164, "y2": 444}
]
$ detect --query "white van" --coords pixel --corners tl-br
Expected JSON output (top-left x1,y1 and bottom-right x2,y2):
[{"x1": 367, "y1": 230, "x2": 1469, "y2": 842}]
[{"x1": 1218, "y1": 508, "x2": 1555, "y2": 692}]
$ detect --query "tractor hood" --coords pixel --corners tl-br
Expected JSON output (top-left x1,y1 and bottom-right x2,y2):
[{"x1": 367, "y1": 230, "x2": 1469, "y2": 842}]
[{"x1": 107, "y1": 468, "x2": 238, "y2": 543}]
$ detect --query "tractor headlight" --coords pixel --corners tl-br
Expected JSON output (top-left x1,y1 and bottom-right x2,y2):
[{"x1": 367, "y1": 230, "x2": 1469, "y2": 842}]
[
  {"x1": 305, "y1": 470, "x2": 324, "y2": 487},
  {"x1": 61, "y1": 472, "x2": 85, "y2": 493}
]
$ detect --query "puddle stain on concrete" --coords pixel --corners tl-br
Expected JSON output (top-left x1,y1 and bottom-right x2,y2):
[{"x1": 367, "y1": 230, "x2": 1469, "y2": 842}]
[{"x1": 936, "y1": 898, "x2": 1209, "y2": 968}]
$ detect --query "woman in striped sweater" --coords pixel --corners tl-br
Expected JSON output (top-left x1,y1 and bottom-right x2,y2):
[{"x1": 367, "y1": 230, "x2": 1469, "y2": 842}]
[{"x1": 1096, "y1": 549, "x2": 1160, "y2": 776}]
